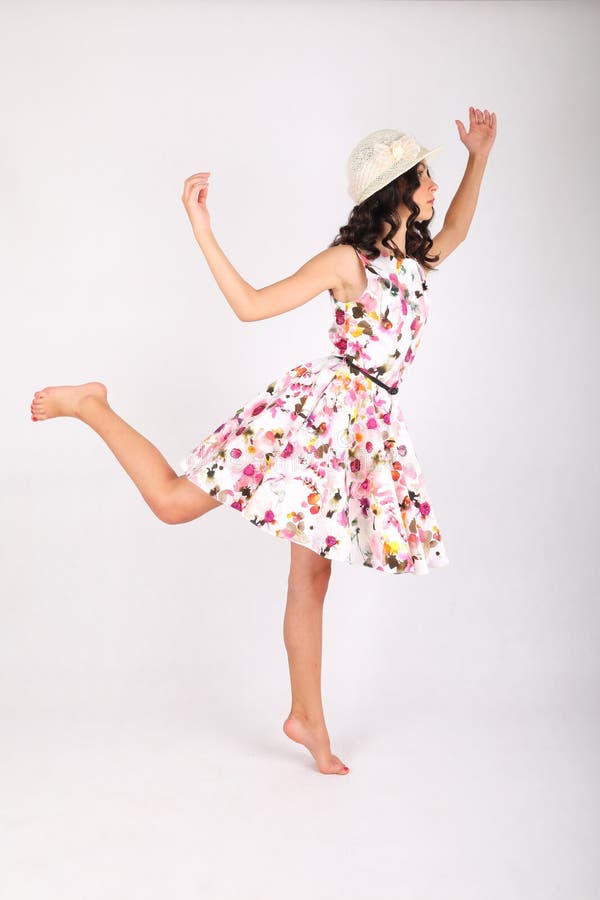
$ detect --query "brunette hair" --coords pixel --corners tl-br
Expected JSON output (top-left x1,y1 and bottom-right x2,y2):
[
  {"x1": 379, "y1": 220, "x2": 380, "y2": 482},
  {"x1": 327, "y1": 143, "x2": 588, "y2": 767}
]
[{"x1": 328, "y1": 162, "x2": 440, "y2": 273}]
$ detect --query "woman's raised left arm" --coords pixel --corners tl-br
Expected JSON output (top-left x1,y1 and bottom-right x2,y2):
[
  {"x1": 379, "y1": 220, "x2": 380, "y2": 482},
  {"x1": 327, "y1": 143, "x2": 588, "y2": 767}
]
[{"x1": 444, "y1": 106, "x2": 497, "y2": 239}]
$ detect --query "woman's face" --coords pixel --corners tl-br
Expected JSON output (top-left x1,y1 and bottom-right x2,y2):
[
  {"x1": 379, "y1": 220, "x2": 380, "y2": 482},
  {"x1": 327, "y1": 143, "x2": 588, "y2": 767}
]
[{"x1": 408, "y1": 160, "x2": 438, "y2": 220}]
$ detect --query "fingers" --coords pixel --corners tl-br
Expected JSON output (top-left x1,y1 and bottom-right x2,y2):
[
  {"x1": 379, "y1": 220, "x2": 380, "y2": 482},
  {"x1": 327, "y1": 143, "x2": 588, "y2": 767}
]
[
  {"x1": 182, "y1": 172, "x2": 210, "y2": 201},
  {"x1": 183, "y1": 175, "x2": 209, "y2": 188},
  {"x1": 183, "y1": 172, "x2": 211, "y2": 185},
  {"x1": 470, "y1": 106, "x2": 487, "y2": 120},
  {"x1": 469, "y1": 107, "x2": 496, "y2": 128}
]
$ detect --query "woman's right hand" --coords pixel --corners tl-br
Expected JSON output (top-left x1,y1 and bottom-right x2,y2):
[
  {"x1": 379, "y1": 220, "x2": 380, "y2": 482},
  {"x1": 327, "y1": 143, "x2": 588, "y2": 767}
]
[{"x1": 181, "y1": 171, "x2": 211, "y2": 237}]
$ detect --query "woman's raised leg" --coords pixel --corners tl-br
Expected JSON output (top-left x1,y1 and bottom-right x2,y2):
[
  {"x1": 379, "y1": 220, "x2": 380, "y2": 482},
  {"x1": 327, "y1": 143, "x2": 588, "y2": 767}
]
[
  {"x1": 29, "y1": 380, "x2": 220, "y2": 524},
  {"x1": 282, "y1": 542, "x2": 349, "y2": 775}
]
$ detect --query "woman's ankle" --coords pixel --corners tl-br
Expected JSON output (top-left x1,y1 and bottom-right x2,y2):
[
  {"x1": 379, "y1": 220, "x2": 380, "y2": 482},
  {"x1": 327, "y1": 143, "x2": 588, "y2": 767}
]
[{"x1": 288, "y1": 708, "x2": 327, "y2": 730}]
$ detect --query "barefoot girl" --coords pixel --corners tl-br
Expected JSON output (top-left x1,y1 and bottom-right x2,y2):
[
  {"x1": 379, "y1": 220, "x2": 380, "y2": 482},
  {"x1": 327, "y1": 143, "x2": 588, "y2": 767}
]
[{"x1": 30, "y1": 108, "x2": 497, "y2": 775}]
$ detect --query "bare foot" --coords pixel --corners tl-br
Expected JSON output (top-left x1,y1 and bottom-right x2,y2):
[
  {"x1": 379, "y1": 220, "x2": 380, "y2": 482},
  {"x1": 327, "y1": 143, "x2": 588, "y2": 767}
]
[
  {"x1": 283, "y1": 715, "x2": 350, "y2": 775},
  {"x1": 30, "y1": 382, "x2": 108, "y2": 422}
]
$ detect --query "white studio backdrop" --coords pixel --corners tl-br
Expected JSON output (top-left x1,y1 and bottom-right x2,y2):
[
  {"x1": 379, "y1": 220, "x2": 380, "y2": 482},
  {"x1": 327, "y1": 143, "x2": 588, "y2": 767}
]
[{"x1": 1, "y1": 2, "x2": 599, "y2": 899}]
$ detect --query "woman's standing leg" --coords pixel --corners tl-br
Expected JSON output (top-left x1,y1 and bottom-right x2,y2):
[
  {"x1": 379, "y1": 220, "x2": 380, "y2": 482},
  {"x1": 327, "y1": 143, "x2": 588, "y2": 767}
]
[
  {"x1": 282, "y1": 542, "x2": 349, "y2": 775},
  {"x1": 30, "y1": 380, "x2": 220, "y2": 523}
]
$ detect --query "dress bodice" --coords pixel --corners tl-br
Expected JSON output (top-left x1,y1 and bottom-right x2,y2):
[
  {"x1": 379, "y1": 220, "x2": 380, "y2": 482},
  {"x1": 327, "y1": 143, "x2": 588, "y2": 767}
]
[{"x1": 328, "y1": 248, "x2": 431, "y2": 389}]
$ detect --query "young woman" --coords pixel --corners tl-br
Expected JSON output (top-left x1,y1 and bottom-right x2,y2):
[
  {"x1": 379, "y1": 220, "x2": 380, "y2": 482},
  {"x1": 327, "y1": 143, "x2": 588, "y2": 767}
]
[{"x1": 29, "y1": 107, "x2": 497, "y2": 776}]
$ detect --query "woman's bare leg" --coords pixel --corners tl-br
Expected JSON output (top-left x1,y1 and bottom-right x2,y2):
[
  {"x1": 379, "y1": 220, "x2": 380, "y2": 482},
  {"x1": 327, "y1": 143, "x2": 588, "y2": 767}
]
[
  {"x1": 31, "y1": 382, "x2": 348, "y2": 772},
  {"x1": 282, "y1": 542, "x2": 349, "y2": 775},
  {"x1": 29, "y1": 381, "x2": 220, "y2": 523}
]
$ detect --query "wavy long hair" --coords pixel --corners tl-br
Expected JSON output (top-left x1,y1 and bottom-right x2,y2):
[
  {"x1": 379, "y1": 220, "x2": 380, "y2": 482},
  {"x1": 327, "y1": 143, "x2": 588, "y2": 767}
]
[{"x1": 328, "y1": 162, "x2": 440, "y2": 273}]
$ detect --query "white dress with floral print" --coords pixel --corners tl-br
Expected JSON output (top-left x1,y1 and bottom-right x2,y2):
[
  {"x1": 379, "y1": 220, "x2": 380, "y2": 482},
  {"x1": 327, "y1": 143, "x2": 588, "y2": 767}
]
[{"x1": 178, "y1": 248, "x2": 450, "y2": 576}]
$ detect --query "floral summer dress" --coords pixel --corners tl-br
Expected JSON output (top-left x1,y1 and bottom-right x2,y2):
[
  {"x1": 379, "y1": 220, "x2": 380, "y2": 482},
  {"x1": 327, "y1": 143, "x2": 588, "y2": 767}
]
[{"x1": 178, "y1": 247, "x2": 450, "y2": 576}]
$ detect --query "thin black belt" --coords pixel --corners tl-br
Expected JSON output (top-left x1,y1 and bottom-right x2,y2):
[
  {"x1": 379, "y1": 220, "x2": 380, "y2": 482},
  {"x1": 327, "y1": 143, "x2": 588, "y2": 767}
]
[{"x1": 335, "y1": 354, "x2": 399, "y2": 395}]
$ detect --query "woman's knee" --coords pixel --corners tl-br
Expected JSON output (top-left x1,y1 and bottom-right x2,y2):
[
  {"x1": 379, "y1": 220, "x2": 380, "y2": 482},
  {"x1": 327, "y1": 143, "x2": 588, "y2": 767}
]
[
  {"x1": 288, "y1": 542, "x2": 332, "y2": 588},
  {"x1": 157, "y1": 476, "x2": 222, "y2": 524}
]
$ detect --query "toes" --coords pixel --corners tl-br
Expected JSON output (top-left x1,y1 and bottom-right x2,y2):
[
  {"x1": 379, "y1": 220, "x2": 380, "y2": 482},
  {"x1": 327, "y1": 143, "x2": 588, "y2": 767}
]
[{"x1": 320, "y1": 757, "x2": 349, "y2": 774}]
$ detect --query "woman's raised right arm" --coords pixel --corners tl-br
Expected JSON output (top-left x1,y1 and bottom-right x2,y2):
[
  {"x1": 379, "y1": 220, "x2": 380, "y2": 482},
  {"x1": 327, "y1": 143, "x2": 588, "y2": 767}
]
[{"x1": 181, "y1": 172, "x2": 348, "y2": 322}]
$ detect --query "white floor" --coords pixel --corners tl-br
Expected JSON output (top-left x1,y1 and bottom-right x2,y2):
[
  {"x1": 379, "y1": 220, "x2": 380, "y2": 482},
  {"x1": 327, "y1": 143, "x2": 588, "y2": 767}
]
[{"x1": 2, "y1": 694, "x2": 598, "y2": 900}]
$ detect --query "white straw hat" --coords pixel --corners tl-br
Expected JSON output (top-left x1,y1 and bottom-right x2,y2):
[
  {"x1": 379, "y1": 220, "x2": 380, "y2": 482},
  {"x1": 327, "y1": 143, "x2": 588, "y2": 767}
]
[{"x1": 347, "y1": 129, "x2": 443, "y2": 205}]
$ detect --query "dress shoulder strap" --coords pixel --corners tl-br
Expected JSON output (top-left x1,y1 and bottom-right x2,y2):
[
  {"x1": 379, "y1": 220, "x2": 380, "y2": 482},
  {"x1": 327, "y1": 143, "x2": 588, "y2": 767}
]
[{"x1": 351, "y1": 246, "x2": 372, "y2": 267}]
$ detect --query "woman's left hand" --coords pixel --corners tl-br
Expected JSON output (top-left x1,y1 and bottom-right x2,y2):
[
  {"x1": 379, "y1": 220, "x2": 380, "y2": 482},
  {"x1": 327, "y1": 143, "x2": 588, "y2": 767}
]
[{"x1": 455, "y1": 107, "x2": 496, "y2": 158}]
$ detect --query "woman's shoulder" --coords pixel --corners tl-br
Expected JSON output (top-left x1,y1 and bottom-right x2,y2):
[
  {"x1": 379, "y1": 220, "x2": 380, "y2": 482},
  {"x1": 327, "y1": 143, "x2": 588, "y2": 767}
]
[
  {"x1": 324, "y1": 243, "x2": 366, "y2": 275},
  {"x1": 323, "y1": 244, "x2": 373, "y2": 304}
]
